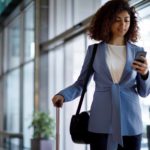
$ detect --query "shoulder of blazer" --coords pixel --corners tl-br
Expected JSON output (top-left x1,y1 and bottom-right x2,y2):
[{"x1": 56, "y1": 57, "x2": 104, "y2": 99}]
[
  {"x1": 88, "y1": 41, "x2": 104, "y2": 49},
  {"x1": 127, "y1": 41, "x2": 144, "y2": 52}
]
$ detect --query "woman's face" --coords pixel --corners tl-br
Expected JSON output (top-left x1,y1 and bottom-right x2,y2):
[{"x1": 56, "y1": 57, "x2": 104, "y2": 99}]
[{"x1": 111, "y1": 11, "x2": 130, "y2": 38}]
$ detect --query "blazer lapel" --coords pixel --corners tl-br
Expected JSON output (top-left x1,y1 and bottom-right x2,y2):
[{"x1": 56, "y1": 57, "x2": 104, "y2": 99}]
[{"x1": 101, "y1": 42, "x2": 113, "y2": 82}]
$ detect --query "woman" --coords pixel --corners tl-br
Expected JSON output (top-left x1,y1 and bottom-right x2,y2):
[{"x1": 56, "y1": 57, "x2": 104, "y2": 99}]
[{"x1": 52, "y1": 0, "x2": 150, "y2": 150}]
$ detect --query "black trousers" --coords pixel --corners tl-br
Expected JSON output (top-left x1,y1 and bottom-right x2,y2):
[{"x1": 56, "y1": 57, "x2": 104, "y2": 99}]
[{"x1": 90, "y1": 133, "x2": 142, "y2": 150}]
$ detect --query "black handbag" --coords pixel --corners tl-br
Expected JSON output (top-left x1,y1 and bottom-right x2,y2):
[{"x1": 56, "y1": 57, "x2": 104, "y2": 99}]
[{"x1": 70, "y1": 44, "x2": 98, "y2": 144}]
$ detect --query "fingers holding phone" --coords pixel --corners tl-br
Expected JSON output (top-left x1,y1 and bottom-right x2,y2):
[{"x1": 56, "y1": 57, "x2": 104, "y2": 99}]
[{"x1": 132, "y1": 51, "x2": 149, "y2": 76}]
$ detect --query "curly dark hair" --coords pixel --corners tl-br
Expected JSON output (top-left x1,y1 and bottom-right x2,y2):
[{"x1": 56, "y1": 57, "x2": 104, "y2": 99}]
[{"x1": 87, "y1": 0, "x2": 139, "y2": 42}]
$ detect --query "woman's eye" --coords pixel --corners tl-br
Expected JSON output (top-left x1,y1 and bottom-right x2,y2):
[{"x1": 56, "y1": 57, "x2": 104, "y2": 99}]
[
  {"x1": 114, "y1": 19, "x2": 130, "y2": 23},
  {"x1": 115, "y1": 19, "x2": 121, "y2": 22}
]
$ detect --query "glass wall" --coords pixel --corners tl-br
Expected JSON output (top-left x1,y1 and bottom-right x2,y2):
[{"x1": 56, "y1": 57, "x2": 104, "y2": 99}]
[
  {"x1": 7, "y1": 16, "x2": 21, "y2": 69},
  {"x1": 0, "y1": 32, "x2": 2, "y2": 75},
  {"x1": 22, "y1": 4, "x2": 35, "y2": 148},
  {"x1": 23, "y1": 3, "x2": 35, "y2": 148},
  {"x1": 3, "y1": 28, "x2": 8, "y2": 73},
  {"x1": 0, "y1": 32, "x2": 3, "y2": 138},
  {"x1": 0, "y1": 79, "x2": 3, "y2": 133},
  {"x1": 1, "y1": 2, "x2": 35, "y2": 149},
  {"x1": 48, "y1": 34, "x2": 86, "y2": 150},
  {"x1": 5, "y1": 70, "x2": 20, "y2": 146},
  {"x1": 3, "y1": 15, "x2": 22, "y2": 141},
  {"x1": 48, "y1": 0, "x2": 101, "y2": 39},
  {"x1": 24, "y1": 4, "x2": 35, "y2": 62},
  {"x1": 5, "y1": 70, "x2": 20, "y2": 132},
  {"x1": 48, "y1": 45, "x2": 65, "y2": 150},
  {"x1": 63, "y1": 34, "x2": 87, "y2": 150},
  {"x1": 137, "y1": 5, "x2": 150, "y2": 150},
  {"x1": 23, "y1": 62, "x2": 34, "y2": 148},
  {"x1": 0, "y1": 0, "x2": 149, "y2": 150}
]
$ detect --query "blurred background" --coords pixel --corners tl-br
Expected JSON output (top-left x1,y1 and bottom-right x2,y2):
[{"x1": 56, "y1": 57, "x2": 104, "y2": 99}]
[{"x1": 0, "y1": 0, "x2": 150, "y2": 150}]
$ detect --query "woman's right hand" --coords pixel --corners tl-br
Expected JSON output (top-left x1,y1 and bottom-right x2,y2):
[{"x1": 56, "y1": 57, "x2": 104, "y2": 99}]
[{"x1": 52, "y1": 95, "x2": 64, "y2": 107}]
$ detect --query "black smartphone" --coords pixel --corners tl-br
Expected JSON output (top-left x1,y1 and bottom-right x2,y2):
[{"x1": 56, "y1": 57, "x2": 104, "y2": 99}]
[{"x1": 135, "y1": 51, "x2": 147, "y2": 63}]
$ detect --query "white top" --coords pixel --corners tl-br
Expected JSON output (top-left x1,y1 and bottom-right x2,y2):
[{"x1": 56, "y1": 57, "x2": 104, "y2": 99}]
[{"x1": 106, "y1": 44, "x2": 126, "y2": 83}]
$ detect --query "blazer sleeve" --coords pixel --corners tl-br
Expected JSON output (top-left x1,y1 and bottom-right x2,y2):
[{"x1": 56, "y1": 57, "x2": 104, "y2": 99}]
[
  {"x1": 136, "y1": 47, "x2": 150, "y2": 97},
  {"x1": 57, "y1": 45, "x2": 95, "y2": 102}
]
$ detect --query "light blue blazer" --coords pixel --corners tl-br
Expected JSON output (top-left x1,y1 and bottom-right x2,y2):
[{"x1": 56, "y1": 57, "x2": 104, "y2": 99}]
[{"x1": 58, "y1": 41, "x2": 150, "y2": 147}]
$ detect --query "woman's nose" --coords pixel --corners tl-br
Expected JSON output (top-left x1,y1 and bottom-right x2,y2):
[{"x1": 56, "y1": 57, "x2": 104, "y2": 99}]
[
  {"x1": 120, "y1": 20, "x2": 124, "y2": 25},
  {"x1": 120, "y1": 20, "x2": 126, "y2": 27}
]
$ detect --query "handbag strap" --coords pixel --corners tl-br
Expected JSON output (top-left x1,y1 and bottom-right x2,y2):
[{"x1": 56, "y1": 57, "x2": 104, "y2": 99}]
[{"x1": 76, "y1": 44, "x2": 98, "y2": 115}]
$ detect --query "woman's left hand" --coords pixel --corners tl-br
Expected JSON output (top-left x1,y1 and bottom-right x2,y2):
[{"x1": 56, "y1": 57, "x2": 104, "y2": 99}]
[{"x1": 132, "y1": 56, "x2": 149, "y2": 76}]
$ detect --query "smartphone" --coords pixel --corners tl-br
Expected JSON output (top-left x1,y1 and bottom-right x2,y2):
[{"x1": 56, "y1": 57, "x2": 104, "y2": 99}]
[{"x1": 135, "y1": 51, "x2": 147, "y2": 63}]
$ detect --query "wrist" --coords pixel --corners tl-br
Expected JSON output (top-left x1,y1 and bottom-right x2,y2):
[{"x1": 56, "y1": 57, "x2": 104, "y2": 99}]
[{"x1": 141, "y1": 71, "x2": 149, "y2": 80}]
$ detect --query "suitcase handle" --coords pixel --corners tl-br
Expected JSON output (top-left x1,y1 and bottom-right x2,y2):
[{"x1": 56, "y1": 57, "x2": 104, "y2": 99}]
[{"x1": 56, "y1": 108, "x2": 60, "y2": 150}]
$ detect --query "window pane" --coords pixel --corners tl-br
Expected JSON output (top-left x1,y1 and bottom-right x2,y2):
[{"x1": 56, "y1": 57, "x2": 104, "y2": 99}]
[
  {"x1": 48, "y1": 46, "x2": 65, "y2": 150},
  {"x1": 94, "y1": 0, "x2": 102, "y2": 10},
  {"x1": 4, "y1": 69, "x2": 20, "y2": 147},
  {"x1": 64, "y1": 34, "x2": 86, "y2": 150},
  {"x1": 49, "y1": 0, "x2": 73, "y2": 37},
  {"x1": 0, "y1": 79, "x2": 3, "y2": 132},
  {"x1": 56, "y1": 0, "x2": 66, "y2": 35},
  {"x1": 48, "y1": 50, "x2": 58, "y2": 149},
  {"x1": 48, "y1": 0, "x2": 55, "y2": 39},
  {"x1": 24, "y1": 4, "x2": 35, "y2": 62},
  {"x1": 48, "y1": 51, "x2": 55, "y2": 116},
  {"x1": 8, "y1": 16, "x2": 21, "y2": 69},
  {"x1": 3, "y1": 28, "x2": 8, "y2": 73},
  {"x1": 55, "y1": 46, "x2": 65, "y2": 150},
  {"x1": 5, "y1": 69, "x2": 20, "y2": 133},
  {"x1": 101, "y1": 0, "x2": 108, "y2": 5},
  {"x1": 48, "y1": 36, "x2": 86, "y2": 150},
  {"x1": 73, "y1": 0, "x2": 93, "y2": 24},
  {"x1": 66, "y1": 0, "x2": 73, "y2": 29},
  {"x1": 23, "y1": 62, "x2": 34, "y2": 148},
  {"x1": 0, "y1": 32, "x2": 2, "y2": 75},
  {"x1": 48, "y1": 0, "x2": 102, "y2": 39}
]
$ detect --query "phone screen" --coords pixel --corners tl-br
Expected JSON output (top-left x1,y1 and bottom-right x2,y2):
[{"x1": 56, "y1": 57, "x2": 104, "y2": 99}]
[{"x1": 135, "y1": 51, "x2": 147, "y2": 63}]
